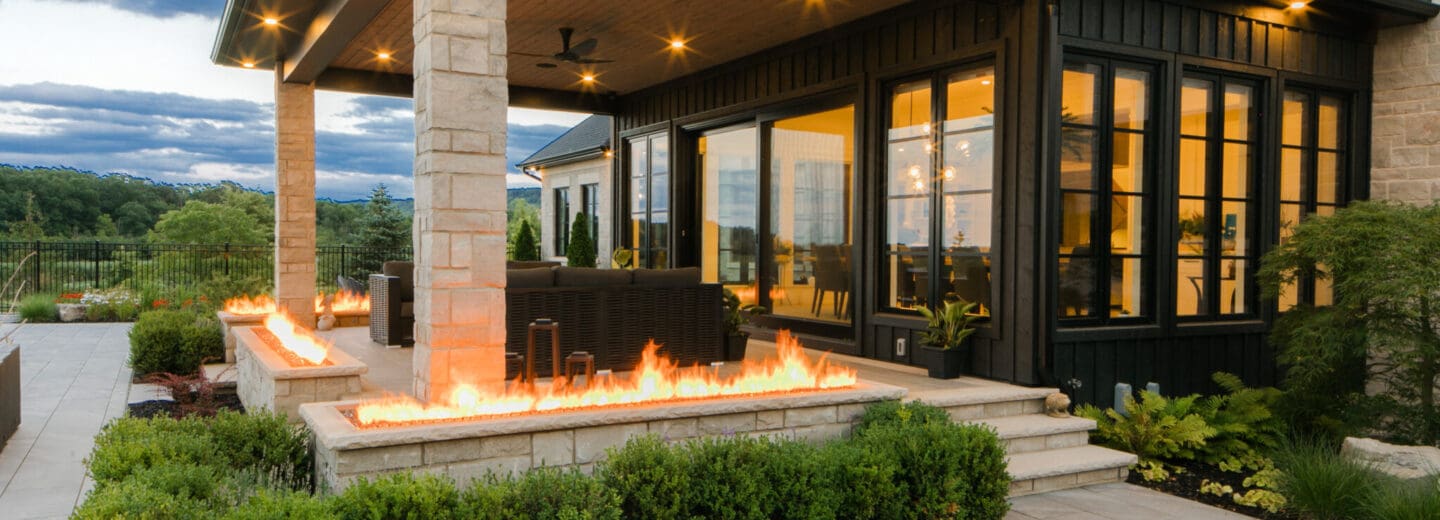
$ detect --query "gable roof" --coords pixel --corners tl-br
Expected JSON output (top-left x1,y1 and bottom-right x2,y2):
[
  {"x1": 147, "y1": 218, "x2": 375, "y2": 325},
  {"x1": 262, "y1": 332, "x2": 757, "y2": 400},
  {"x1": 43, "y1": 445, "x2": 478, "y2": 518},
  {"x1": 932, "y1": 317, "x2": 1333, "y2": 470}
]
[{"x1": 517, "y1": 115, "x2": 613, "y2": 170}]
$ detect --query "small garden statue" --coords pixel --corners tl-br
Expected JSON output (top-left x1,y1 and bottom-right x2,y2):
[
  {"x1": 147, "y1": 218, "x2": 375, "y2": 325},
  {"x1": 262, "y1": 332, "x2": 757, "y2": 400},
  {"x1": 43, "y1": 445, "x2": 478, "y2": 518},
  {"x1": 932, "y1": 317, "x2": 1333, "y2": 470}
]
[{"x1": 1045, "y1": 392, "x2": 1071, "y2": 418}]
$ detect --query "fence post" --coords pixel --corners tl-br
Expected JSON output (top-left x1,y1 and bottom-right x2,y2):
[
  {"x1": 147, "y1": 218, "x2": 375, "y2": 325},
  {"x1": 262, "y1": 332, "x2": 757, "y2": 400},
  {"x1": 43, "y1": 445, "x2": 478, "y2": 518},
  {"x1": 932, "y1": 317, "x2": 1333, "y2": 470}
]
[
  {"x1": 224, "y1": 242, "x2": 231, "y2": 277},
  {"x1": 31, "y1": 241, "x2": 40, "y2": 294},
  {"x1": 340, "y1": 245, "x2": 347, "y2": 282},
  {"x1": 93, "y1": 240, "x2": 101, "y2": 289}
]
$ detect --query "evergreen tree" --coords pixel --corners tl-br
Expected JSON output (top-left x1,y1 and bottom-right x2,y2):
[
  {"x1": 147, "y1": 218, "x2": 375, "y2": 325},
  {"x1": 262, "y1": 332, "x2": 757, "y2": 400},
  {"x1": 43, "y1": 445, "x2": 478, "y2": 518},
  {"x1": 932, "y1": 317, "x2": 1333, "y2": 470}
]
[
  {"x1": 513, "y1": 220, "x2": 539, "y2": 261},
  {"x1": 566, "y1": 213, "x2": 596, "y2": 267},
  {"x1": 356, "y1": 184, "x2": 412, "y2": 276}
]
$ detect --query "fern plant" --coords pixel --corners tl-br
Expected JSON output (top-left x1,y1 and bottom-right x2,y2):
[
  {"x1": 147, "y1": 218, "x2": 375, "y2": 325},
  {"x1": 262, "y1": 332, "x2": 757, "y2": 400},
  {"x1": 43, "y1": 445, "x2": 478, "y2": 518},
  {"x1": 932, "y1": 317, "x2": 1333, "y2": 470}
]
[
  {"x1": 1195, "y1": 372, "x2": 1284, "y2": 471},
  {"x1": 1076, "y1": 391, "x2": 1216, "y2": 480}
]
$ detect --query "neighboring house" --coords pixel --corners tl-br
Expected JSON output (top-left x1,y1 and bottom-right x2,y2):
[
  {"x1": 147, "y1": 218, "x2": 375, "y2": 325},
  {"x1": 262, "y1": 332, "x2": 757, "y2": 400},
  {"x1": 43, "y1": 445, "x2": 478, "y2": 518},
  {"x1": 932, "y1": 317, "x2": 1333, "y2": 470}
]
[
  {"x1": 212, "y1": 0, "x2": 1440, "y2": 406},
  {"x1": 518, "y1": 115, "x2": 613, "y2": 265}
]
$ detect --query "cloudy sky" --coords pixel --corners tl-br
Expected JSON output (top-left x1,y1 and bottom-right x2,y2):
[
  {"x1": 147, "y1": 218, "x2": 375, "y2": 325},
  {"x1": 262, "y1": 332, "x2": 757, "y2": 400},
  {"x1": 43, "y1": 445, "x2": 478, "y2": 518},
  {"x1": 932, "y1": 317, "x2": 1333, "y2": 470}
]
[{"x1": 0, "y1": 0, "x2": 589, "y2": 200}]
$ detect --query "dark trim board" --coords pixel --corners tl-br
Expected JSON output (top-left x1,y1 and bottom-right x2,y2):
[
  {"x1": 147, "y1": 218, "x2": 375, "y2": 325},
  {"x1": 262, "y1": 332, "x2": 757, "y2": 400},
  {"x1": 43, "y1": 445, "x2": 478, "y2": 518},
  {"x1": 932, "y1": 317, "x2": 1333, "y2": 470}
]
[{"x1": 602, "y1": 0, "x2": 1416, "y2": 405}]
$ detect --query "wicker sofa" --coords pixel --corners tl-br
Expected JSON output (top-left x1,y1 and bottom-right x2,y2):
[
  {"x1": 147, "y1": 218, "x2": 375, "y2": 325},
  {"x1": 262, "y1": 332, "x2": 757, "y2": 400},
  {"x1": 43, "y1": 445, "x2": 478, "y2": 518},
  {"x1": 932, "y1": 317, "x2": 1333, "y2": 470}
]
[
  {"x1": 370, "y1": 264, "x2": 725, "y2": 376},
  {"x1": 505, "y1": 266, "x2": 724, "y2": 379}
]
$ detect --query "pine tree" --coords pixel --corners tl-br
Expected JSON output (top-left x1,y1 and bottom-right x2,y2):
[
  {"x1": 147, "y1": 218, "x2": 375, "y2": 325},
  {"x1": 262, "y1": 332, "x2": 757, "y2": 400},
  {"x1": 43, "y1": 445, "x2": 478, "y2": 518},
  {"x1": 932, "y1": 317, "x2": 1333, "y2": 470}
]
[
  {"x1": 513, "y1": 220, "x2": 539, "y2": 261},
  {"x1": 356, "y1": 185, "x2": 412, "y2": 276},
  {"x1": 566, "y1": 213, "x2": 597, "y2": 267}
]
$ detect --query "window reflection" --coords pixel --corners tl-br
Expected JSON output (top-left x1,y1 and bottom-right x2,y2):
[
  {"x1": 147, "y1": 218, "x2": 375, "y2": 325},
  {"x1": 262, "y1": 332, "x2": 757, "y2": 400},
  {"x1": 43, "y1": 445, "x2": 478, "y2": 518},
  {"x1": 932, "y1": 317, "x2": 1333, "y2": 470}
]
[
  {"x1": 700, "y1": 127, "x2": 759, "y2": 303},
  {"x1": 771, "y1": 105, "x2": 854, "y2": 323},
  {"x1": 887, "y1": 66, "x2": 996, "y2": 316},
  {"x1": 627, "y1": 134, "x2": 669, "y2": 269}
]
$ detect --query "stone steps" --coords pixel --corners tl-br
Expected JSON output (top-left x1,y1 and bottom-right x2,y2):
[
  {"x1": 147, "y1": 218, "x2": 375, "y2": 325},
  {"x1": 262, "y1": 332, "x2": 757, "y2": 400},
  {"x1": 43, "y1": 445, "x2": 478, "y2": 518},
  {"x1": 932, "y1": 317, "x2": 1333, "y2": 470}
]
[
  {"x1": 1006, "y1": 445, "x2": 1138, "y2": 496},
  {"x1": 906, "y1": 385, "x2": 1136, "y2": 497}
]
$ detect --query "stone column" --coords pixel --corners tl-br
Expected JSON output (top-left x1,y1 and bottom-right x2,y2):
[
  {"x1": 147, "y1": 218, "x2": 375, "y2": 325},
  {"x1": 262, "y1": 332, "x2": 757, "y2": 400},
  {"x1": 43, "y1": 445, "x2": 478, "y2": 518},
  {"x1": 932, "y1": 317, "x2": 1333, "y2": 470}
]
[
  {"x1": 411, "y1": 0, "x2": 509, "y2": 401},
  {"x1": 274, "y1": 66, "x2": 318, "y2": 329},
  {"x1": 1373, "y1": 16, "x2": 1440, "y2": 205}
]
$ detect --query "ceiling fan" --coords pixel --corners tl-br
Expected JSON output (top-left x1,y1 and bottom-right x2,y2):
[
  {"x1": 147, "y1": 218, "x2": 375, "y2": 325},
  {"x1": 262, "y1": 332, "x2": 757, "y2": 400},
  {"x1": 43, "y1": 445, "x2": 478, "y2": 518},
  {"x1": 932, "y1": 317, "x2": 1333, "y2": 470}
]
[{"x1": 515, "y1": 27, "x2": 614, "y2": 68}]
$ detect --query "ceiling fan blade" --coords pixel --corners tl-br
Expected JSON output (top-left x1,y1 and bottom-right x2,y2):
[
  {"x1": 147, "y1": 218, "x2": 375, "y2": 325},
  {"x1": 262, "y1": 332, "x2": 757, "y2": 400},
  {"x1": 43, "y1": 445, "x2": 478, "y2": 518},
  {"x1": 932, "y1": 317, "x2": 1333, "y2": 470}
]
[
  {"x1": 569, "y1": 38, "x2": 598, "y2": 57},
  {"x1": 558, "y1": 27, "x2": 575, "y2": 52},
  {"x1": 575, "y1": 58, "x2": 614, "y2": 64},
  {"x1": 512, "y1": 52, "x2": 554, "y2": 58}
]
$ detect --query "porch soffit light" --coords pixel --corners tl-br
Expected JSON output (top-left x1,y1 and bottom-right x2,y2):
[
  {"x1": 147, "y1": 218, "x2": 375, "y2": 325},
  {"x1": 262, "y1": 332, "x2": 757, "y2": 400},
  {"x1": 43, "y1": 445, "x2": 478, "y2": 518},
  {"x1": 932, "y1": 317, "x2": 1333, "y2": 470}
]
[
  {"x1": 263, "y1": 17, "x2": 279, "y2": 26},
  {"x1": 377, "y1": 52, "x2": 391, "y2": 60},
  {"x1": 670, "y1": 39, "x2": 685, "y2": 50},
  {"x1": 582, "y1": 74, "x2": 596, "y2": 83},
  {"x1": 242, "y1": 61, "x2": 256, "y2": 68},
  {"x1": 1288, "y1": 1, "x2": 1308, "y2": 9}
]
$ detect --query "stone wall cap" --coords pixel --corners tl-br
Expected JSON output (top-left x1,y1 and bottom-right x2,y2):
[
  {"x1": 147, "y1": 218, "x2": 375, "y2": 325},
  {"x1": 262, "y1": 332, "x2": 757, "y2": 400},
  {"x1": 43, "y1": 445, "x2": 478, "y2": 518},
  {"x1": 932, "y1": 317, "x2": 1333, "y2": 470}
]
[
  {"x1": 302, "y1": 380, "x2": 906, "y2": 451},
  {"x1": 1341, "y1": 436, "x2": 1440, "y2": 479},
  {"x1": 234, "y1": 326, "x2": 367, "y2": 379}
]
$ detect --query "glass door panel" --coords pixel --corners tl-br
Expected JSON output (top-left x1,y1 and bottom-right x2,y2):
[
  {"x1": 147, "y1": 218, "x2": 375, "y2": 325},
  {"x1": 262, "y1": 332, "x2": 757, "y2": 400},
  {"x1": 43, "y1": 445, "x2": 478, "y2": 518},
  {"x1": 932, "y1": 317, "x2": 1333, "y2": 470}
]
[
  {"x1": 770, "y1": 105, "x2": 855, "y2": 323},
  {"x1": 699, "y1": 127, "x2": 759, "y2": 304}
]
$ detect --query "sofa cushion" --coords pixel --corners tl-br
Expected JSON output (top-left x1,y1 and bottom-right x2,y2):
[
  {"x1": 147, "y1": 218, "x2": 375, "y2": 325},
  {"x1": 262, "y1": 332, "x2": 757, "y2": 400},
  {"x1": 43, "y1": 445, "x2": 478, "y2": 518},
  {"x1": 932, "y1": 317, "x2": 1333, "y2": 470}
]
[
  {"x1": 554, "y1": 267, "x2": 632, "y2": 287},
  {"x1": 633, "y1": 267, "x2": 700, "y2": 287},
  {"x1": 508, "y1": 267, "x2": 555, "y2": 288},
  {"x1": 382, "y1": 261, "x2": 414, "y2": 300}
]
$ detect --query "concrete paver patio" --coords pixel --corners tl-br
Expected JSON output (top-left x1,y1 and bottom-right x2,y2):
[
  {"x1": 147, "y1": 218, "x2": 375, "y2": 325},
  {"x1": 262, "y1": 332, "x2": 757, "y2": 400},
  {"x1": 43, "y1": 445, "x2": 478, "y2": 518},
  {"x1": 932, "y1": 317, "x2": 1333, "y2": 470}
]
[
  {"x1": 0, "y1": 323, "x2": 132, "y2": 520},
  {"x1": 0, "y1": 323, "x2": 1254, "y2": 519}
]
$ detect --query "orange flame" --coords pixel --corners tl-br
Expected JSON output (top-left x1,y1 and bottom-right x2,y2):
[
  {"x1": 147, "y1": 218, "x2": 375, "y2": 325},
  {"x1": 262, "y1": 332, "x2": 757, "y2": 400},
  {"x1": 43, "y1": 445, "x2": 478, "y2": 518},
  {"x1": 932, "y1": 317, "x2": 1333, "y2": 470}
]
[
  {"x1": 223, "y1": 295, "x2": 276, "y2": 315},
  {"x1": 261, "y1": 313, "x2": 330, "y2": 365},
  {"x1": 319, "y1": 291, "x2": 370, "y2": 314},
  {"x1": 353, "y1": 331, "x2": 856, "y2": 427}
]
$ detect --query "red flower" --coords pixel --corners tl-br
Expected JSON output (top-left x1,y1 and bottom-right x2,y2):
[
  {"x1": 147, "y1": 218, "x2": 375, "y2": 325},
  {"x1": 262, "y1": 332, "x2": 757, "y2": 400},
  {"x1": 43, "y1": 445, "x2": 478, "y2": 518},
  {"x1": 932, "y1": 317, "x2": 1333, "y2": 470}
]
[{"x1": 152, "y1": 299, "x2": 169, "y2": 309}]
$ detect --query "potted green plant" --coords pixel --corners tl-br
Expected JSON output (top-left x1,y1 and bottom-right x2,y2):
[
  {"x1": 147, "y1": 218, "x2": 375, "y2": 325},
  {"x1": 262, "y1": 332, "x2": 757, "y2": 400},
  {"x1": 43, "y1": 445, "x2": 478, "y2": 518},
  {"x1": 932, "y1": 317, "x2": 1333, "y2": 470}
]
[
  {"x1": 917, "y1": 299, "x2": 980, "y2": 379},
  {"x1": 722, "y1": 288, "x2": 767, "y2": 361}
]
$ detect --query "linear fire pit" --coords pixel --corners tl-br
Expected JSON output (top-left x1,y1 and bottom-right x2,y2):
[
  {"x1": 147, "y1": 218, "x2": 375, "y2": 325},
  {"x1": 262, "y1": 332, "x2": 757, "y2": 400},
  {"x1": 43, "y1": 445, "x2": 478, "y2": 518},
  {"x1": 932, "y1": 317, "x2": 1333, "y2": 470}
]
[
  {"x1": 235, "y1": 325, "x2": 367, "y2": 424},
  {"x1": 301, "y1": 380, "x2": 905, "y2": 492},
  {"x1": 216, "y1": 311, "x2": 265, "y2": 363}
]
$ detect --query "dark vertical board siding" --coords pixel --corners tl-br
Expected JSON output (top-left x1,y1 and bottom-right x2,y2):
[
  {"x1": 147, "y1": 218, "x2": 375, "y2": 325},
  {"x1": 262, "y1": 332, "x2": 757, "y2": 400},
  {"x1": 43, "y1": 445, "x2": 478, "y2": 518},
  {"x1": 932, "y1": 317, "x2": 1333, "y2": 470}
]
[
  {"x1": 1102, "y1": 0, "x2": 1124, "y2": 43},
  {"x1": 1283, "y1": 28, "x2": 1301, "y2": 72},
  {"x1": 1053, "y1": 333, "x2": 1275, "y2": 406},
  {"x1": 1198, "y1": 11, "x2": 1215, "y2": 57},
  {"x1": 1180, "y1": 7, "x2": 1198, "y2": 55},
  {"x1": 1217, "y1": 15, "x2": 1233, "y2": 61},
  {"x1": 1266, "y1": 23, "x2": 1284, "y2": 68},
  {"x1": 1162, "y1": 4, "x2": 1181, "y2": 52},
  {"x1": 1080, "y1": 0, "x2": 1103, "y2": 40},
  {"x1": 1122, "y1": 0, "x2": 1143, "y2": 47},
  {"x1": 958, "y1": 1, "x2": 978, "y2": 49},
  {"x1": 1060, "y1": 0, "x2": 1082, "y2": 36},
  {"x1": 1142, "y1": 1, "x2": 1162, "y2": 49}
]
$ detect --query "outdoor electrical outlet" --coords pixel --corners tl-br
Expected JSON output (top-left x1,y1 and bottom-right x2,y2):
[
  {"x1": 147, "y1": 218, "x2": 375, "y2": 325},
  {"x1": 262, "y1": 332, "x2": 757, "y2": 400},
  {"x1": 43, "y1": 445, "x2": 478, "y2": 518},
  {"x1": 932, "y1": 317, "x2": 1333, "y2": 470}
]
[{"x1": 895, "y1": 338, "x2": 907, "y2": 357}]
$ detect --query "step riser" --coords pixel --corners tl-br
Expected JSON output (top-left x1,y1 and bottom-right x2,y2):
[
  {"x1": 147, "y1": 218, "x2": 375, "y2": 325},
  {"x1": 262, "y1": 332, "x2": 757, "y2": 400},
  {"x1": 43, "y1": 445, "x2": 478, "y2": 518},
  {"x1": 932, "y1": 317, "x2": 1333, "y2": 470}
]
[
  {"x1": 942, "y1": 398, "x2": 1046, "y2": 421},
  {"x1": 1002, "y1": 431, "x2": 1090, "y2": 454},
  {"x1": 1008, "y1": 467, "x2": 1129, "y2": 497}
]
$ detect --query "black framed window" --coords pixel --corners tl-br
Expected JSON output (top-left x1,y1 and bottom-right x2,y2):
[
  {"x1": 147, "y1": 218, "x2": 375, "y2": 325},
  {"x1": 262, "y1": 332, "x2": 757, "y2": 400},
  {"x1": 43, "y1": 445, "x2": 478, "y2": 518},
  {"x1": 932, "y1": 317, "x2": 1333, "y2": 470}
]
[
  {"x1": 1176, "y1": 73, "x2": 1260, "y2": 318},
  {"x1": 1057, "y1": 57, "x2": 1155, "y2": 322},
  {"x1": 582, "y1": 183, "x2": 599, "y2": 242},
  {"x1": 553, "y1": 188, "x2": 570, "y2": 255},
  {"x1": 883, "y1": 62, "x2": 998, "y2": 316},
  {"x1": 1279, "y1": 88, "x2": 1348, "y2": 309},
  {"x1": 626, "y1": 133, "x2": 670, "y2": 268}
]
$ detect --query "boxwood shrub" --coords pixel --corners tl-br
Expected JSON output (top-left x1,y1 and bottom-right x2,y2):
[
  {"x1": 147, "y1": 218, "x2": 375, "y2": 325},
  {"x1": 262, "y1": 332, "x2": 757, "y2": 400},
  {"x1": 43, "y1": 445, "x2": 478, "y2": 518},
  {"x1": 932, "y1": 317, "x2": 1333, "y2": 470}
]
[
  {"x1": 77, "y1": 401, "x2": 1012, "y2": 519},
  {"x1": 128, "y1": 310, "x2": 224, "y2": 376}
]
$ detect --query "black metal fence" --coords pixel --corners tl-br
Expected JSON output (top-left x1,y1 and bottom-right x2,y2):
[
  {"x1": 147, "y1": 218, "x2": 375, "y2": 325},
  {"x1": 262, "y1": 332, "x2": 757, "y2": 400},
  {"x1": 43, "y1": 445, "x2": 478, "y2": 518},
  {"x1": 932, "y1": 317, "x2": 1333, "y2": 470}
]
[{"x1": 0, "y1": 241, "x2": 412, "y2": 296}]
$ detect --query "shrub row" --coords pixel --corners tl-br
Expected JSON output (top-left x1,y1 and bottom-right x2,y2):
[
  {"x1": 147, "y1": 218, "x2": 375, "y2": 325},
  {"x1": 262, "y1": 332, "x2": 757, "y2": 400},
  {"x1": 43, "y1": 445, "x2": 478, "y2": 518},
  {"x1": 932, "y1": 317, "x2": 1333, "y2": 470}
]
[
  {"x1": 128, "y1": 309, "x2": 224, "y2": 376},
  {"x1": 78, "y1": 401, "x2": 1012, "y2": 520}
]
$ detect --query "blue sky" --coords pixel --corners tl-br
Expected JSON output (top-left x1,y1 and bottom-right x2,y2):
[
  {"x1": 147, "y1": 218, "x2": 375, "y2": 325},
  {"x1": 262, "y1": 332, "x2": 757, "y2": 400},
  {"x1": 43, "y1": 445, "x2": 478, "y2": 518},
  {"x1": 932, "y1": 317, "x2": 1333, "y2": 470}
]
[{"x1": 0, "y1": 0, "x2": 589, "y2": 200}]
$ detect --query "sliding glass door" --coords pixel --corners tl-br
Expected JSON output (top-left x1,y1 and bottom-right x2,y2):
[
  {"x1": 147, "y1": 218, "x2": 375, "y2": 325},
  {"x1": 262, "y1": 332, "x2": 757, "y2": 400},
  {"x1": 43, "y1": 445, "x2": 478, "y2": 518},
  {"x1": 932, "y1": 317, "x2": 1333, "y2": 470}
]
[{"x1": 696, "y1": 101, "x2": 856, "y2": 332}]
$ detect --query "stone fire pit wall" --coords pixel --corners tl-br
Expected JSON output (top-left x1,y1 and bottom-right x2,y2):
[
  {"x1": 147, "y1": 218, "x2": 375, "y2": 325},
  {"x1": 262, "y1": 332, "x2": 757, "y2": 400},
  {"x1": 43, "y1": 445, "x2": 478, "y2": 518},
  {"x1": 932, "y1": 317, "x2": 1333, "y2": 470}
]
[
  {"x1": 301, "y1": 381, "x2": 906, "y2": 492},
  {"x1": 216, "y1": 311, "x2": 265, "y2": 363},
  {"x1": 234, "y1": 326, "x2": 367, "y2": 424}
]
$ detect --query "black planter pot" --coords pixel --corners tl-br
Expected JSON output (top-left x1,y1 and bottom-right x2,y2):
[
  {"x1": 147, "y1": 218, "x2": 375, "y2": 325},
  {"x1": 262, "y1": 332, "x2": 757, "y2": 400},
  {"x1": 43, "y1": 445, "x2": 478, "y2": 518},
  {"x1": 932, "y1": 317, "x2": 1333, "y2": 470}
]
[
  {"x1": 921, "y1": 344, "x2": 966, "y2": 379},
  {"x1": 723, "y1": 332, "x2": 749, "y2": 362}
]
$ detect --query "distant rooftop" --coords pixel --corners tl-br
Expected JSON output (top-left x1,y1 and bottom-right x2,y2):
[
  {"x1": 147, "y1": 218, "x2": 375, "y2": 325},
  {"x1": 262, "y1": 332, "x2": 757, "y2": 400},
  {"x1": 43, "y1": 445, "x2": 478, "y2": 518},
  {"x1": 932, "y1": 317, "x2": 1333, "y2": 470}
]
[{"x1": 517, "y1": 115, "x2": 612, "y2": 170}]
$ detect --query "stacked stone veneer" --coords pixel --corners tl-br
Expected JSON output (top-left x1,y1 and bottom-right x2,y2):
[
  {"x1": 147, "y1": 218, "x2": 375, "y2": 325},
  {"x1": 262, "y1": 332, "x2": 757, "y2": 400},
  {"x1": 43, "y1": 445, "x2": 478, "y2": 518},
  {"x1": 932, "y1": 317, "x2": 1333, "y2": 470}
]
[
  {"x1": 410, "y1": 0, "x2": 512, "y2": 401},
  {"x1": 274, "y1": 68, "x2": 319, "y2": 328},
  {"x1": 1374, "y1": 14, "x2": 1440, "y2": 205},
  {"x1": 301, "y1": 382, "x2": 906, "y2": 492},
  {"x1": 217, "y1": 311, "x2": 265, "y2": 363},
  {"x1": 234, "y1": 326, "x2": 367, "y2": 424}
]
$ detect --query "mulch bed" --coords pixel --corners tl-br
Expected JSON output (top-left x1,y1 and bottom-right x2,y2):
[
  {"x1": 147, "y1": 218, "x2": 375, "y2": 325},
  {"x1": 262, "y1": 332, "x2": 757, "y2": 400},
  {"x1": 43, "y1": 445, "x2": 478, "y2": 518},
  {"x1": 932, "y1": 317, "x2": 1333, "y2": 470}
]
[
  {"x1": 127, "y1": 393, "x2": 245, "y2": 419},
  {"x1": 1127, "y1": 459, "x2": 1296, "y2": 520}
]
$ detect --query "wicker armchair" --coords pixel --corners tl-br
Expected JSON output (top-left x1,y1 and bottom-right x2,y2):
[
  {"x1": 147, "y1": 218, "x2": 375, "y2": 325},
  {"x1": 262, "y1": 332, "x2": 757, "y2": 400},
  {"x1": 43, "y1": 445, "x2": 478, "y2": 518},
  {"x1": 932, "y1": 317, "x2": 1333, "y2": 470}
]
[{"x1": 369, "y1": 261, "x2": 415, "y2": 347}]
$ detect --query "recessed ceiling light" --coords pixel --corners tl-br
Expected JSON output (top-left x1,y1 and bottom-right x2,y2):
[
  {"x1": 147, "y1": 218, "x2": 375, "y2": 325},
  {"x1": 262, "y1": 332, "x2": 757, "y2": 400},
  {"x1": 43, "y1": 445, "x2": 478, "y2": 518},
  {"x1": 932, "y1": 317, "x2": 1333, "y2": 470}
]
[
  {"x1": 263, "y1": 17, "x2": 278, "y2": 26},
  {"x1": 670, "y1": 39, "x2": 685, "y2": 50},
  {"x1": 377, "y1": 52, "x2": 391, "y2": 60},
  {"x1": 242, "y1": 62, "x2": 255, "y2": 68},
  {"x1": 981, "y1": 79, "x2": 992, "y2": 85},
  {"x1": 582, "y1": 74, "x2": 596, "y2": 83},
  {"x1": 1288, "y1": 1, "x2": 1307, "y2": 8}
]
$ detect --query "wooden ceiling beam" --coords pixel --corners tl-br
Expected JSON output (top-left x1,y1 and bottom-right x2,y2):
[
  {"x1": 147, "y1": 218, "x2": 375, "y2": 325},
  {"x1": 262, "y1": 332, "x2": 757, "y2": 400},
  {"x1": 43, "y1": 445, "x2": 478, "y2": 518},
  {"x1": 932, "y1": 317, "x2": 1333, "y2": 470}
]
[
  {"x1": 313, "y1": 69, "x2": 618, "y2": 114},
  {"x1": 283, "y1": 0, "x2": 390, "y2": 84}
]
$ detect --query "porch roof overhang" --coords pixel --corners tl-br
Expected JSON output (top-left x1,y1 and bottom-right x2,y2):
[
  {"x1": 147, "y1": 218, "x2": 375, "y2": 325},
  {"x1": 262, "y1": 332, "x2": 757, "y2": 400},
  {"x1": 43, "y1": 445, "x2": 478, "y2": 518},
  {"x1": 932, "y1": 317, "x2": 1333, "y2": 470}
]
[{"x1": 210, "y1": 0, "x2": 913, "y2": 113}]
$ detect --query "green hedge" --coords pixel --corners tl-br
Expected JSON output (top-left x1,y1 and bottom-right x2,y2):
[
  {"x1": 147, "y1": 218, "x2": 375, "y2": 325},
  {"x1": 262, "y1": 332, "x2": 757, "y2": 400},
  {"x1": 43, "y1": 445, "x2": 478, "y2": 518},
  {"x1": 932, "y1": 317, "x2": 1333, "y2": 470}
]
[
  {"x1": 128, "y1": 310, "x2": 224, "y2": 376},
  {"x1": 76, "y1": 401, "x2": 1012, "y2": 519}
]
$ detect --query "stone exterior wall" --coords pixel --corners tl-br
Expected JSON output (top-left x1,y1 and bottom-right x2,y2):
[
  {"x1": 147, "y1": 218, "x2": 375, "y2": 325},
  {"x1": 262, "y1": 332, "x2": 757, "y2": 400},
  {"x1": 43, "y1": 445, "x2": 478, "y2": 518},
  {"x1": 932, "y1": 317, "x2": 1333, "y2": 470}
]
[
  {"x1": 0, "y1": 343, "x2": 18, "y2": 447},
  {"x1": 274, "y1": 69, "x2": 318, "y2": 328},
  {"x1": 538, "y1": 158, "x2": 613, "y2": 263},
  {"x1": 410, "y1": 0, "x2": 510, "y2": 401},
  {"x1": 1374, "y1": 14, "x2": 1440, "y2": 204}
]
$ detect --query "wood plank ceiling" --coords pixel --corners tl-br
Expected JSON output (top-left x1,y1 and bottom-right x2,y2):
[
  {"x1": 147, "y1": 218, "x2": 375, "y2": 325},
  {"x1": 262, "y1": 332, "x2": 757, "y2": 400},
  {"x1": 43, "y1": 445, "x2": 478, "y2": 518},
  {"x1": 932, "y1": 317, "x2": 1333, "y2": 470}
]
[{"x1": 331, "y1": 0, "x2": 912, "y2": 95}]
